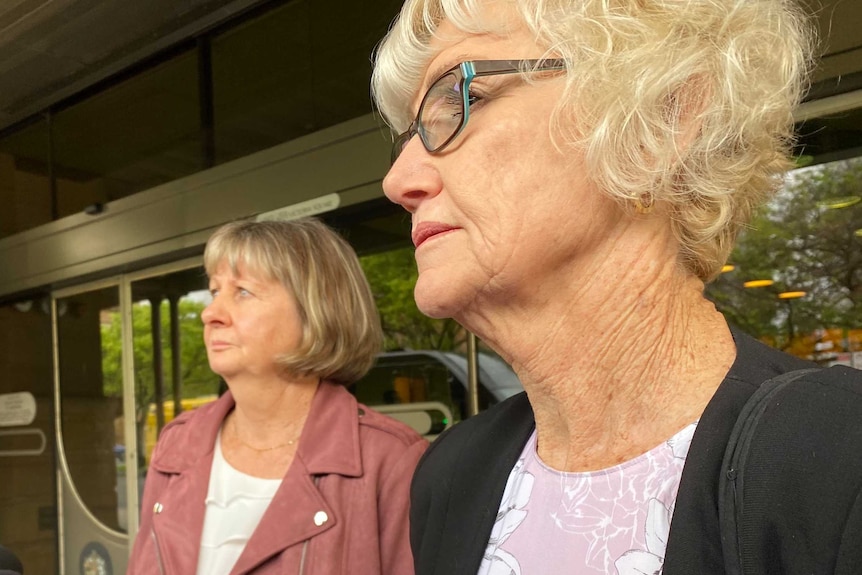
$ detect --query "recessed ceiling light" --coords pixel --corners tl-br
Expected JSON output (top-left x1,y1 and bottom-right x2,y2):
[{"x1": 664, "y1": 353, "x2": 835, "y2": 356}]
[
  {"x1": 743, "y1": 279, "x2": 775, "y2": 288},
  {"x1": 817, "y1": 196, "x2": 861, "y2": 210},
  {"x1": 778, "y1": 291, "x2": 806, "y2": 299}
]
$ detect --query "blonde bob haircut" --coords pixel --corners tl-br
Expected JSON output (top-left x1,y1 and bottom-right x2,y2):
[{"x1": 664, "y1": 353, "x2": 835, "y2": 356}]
[
  {"x1": 203, "y1": 217, "x2": 383, "y2": 386},
  {"x1": 372, "y1": 0, "x2": 815, "y2": 281}
]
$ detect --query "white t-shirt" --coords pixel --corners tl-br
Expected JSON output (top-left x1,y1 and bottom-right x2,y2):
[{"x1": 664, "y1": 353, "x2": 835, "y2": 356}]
[
  {"x1": 195, "y1": 431, "x2": 282, "y2": 575},
  {"x1": 477, "y1": 423, "x2": 697, "y2": 575}
]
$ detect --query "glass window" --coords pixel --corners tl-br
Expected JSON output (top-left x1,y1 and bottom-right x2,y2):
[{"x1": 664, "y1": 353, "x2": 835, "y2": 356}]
[
  {"x1": 795, "y1": 107, "x2": 862, "y2": 166},
  {"x1": 210, "y1": 0, "x2": 403, "y2": 164},
  {"x1": 0, "y1": 118, "x2": 52, "y2": 238},
  {"x1": 51, "y1": 50, "x2": 201, "y2": 217}
]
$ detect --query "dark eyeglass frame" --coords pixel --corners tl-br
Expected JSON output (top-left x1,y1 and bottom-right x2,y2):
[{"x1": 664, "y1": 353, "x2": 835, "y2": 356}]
[{"x1": 391, "y1": 58, "x2": 566, "y2": 164}]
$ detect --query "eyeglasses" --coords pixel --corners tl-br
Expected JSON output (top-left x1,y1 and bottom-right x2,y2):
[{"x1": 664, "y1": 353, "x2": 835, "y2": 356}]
[{"x1": 391, "y1": 59, "x2": 566, "y2": 164}]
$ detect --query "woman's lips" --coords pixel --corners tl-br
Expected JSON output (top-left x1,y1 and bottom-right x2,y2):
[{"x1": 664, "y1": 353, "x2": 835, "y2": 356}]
[
  {"x1": 207, "y1": 340, "x2": 232, "y2": 351},
  {"x1": 412, "y1": 222, "x2": 457, "y2": 247}
]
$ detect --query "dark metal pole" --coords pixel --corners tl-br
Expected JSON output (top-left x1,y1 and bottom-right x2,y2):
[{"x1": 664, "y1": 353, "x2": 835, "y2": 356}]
[
  {"x1": 170, "y1": 296, "x2": 183, "y2": 415},
  {"x1": 466, "y1": 332, "x2": 479, "y2": 417},
  {"x1": 786, "y1": 300, "x2": 795, "y2": 346},
  {"x1": 151, "y1": 299, "x2": 165, "y2": 432}
]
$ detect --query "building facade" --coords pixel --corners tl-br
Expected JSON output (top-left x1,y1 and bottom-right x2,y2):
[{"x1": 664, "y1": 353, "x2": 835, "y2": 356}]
[{"x1": 0, "y1": 0, "x2": 860, "y2": 573}]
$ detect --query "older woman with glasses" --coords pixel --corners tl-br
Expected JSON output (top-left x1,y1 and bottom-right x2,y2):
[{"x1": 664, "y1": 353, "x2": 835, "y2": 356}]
[
  {"x1": 373, "y1": 1, "x2": 862, "y2": 574},
  {"x1": 128, "y1": 218, "x2": 427, "y2": 575}
]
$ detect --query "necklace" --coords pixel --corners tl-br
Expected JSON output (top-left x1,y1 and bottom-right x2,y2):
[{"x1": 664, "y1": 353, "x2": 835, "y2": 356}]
[{"x1": 231, "y1": 416, "x2": 301, "y2": 452}]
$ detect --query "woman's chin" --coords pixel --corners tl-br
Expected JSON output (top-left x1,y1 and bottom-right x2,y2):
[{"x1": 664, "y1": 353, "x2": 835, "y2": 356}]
[
  {"x1": 416, "y1": 300, "x2": 451, "y2": 319},
  {"x1": 414, "y1": 279, "x2": 465, "y2": 320}
]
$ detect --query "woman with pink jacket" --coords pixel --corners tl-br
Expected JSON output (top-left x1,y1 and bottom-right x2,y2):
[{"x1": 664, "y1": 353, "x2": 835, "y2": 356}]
[{"x1": 128, "y1": 218, "x2": 427, "y2": 575}]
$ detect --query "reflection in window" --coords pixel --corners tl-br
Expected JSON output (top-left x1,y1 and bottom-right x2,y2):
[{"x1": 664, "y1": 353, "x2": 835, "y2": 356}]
[{"x1": 708, "y1": 156, "x2": 862, "y2": 367}]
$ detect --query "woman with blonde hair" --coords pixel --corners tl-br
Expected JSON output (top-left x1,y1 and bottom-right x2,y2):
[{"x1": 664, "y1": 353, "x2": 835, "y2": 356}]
[
  {"x1": 128, "y1": 217, "x2": 426, "y2": 574},
  {"x1": 373, "y1": 0, "x2": 862, "y2": 573}
]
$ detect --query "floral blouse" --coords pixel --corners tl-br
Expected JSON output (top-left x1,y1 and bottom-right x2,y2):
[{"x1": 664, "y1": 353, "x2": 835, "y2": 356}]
[{"x1": 477, "y1": 423, "x2": 697, "y2": 575}]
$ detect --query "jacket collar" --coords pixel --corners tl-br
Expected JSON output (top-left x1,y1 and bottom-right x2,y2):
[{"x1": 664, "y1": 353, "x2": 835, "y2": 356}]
[
  {"x1": 150, "y1": 392, "x2": 231, "y2": 473},
  {"x1": 295, "y1": 380, "x2": 363, "y2": 477},
  {"x1": 147, "y1": 381, "x2": 367, "y2": 574},
  {"x1": 152, "y1": 380, "x2": 363, "y2": 478}
]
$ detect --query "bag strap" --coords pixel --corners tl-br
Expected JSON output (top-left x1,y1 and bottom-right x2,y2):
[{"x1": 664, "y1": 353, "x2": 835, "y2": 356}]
[{"x1": 718, "y1": 367, "x2": 820, "y2": 575}]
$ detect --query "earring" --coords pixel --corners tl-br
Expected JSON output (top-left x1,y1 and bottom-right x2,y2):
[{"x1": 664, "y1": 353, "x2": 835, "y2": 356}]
[{"x1": 635, "y1": 193, "x2": 654, "y2": 215}]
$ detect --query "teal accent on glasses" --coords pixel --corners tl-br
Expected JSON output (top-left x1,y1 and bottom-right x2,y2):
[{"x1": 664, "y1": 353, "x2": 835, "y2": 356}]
[{"x1": 390, "y1": 58, "x2": 566, "y2": 164}]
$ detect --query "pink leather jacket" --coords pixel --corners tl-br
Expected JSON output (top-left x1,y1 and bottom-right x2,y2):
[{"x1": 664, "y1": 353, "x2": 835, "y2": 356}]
[{"x1": 128, "y1": 381, "x2": 428, "y2": 575}]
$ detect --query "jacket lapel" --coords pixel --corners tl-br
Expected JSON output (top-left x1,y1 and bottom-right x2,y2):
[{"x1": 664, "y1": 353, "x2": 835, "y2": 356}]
[
  {"x1": 149, "y1": 450, "x2": 215, "y2": 574},
  {"x1": 229, "y1": 382, "x2": 364, "y2": 574},
  {"x1": 148, "y1": 393, "x2": 235, "y2": 574},
  {"x1": 229, "y1": 456, "x2": 336, "y2": 574}
]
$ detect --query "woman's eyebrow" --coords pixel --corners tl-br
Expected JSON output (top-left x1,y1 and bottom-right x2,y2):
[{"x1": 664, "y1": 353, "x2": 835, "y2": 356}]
[{"x1": 421, "y1": 53, "x2": 471, "y2": 92}]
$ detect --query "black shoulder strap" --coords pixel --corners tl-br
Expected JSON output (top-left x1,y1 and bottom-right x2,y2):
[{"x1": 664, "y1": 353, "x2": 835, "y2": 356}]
[{"x1": 718, "y1": 367, "x2": 820, "y2": 575}]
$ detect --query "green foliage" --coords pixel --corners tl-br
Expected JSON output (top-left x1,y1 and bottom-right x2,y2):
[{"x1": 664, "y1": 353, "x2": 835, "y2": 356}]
[
  {"x1": 360, "y1": 247, "x2": 466, "y2": 351},
  {"x1": 707, "y1": 158, "x2": 862, "y2": 348},
  {"x1": 101, "y1": 299, "x2": 220, "y2": 416}
]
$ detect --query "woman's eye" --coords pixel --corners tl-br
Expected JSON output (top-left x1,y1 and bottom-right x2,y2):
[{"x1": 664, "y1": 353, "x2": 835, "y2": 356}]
[
  {"x1": 440, "y1": 93, "x2": 463, "y2": 115},
  {"x1": 238, "y1": 288, "x2": 252, "y2": 297},
  {"x1": 209, "y1": 288, "x2": 219, "y2": 297}
]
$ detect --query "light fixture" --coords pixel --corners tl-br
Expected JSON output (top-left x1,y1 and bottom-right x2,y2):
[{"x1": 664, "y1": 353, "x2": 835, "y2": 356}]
[
  {"x1": 855, "y1": 229, "x2": 862, "y2": 238},
  {"x1": 743, "y1": 279, "x2": 774, "y2": 288},
  {"x1": 816, "y1": 196, "x2": 861, "y2": 210},
  {"x1": 778, "y1": 291, "x2": 806, "y2": 300},
  {"x1": 721, "y1": 264, "x2": 735, "y2": 273},
  {"x1": 84, "y1": 202, "x2": 105, "y2": 215}
]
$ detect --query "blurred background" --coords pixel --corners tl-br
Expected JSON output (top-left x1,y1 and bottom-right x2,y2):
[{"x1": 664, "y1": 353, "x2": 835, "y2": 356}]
[{"x1": 0, "y1": 0, "x2": 859, "y2": 572}]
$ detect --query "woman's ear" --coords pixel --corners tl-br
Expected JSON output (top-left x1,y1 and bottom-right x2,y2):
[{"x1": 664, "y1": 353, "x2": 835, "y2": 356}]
[{"x1": 664, "y1": 75, "x2": 709, "y2": 157}]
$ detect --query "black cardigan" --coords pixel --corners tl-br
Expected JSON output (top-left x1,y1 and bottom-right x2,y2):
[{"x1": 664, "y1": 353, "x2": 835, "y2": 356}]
[{"x1": 409, "y1": 330, "x2": 862, "y2": 574}]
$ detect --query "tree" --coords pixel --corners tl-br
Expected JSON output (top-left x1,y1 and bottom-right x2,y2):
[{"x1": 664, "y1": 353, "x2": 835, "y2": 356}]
[
  {"x1": 101, "y1": 299, "x2": 218, "y2": 400},
  {"x1": 360, "y1": 247, "x2": 466, "y2": 351},
  {"x1": 707, "y1": 157, "x2": 862, "y2": 356},
  {"x1": 101, "y1": 298, "x2": 221, "y2": 463}
]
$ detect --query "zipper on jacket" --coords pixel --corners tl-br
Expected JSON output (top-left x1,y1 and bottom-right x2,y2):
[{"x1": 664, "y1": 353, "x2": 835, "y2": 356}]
[
  {"x1": 298, "y1": 539, "x2": 310, "y2": 575},
  {"x1": 151, "y1": 528, "x2": 166, "y2": 575},
  {"x1": 298, "y1": 476, "x2": 322, "y2": 575}
]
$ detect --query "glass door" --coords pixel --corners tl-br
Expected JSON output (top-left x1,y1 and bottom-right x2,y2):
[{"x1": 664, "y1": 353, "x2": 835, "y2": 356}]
[
  {"x1": 127, "y1": 263, "x2": 219, "y2": 519},
  {"x1": 52, "y1": 258, "x2": 214, "y2": 573},
  {"x1": 54, "y1": 280, "x2": 129, "y2": 575}
]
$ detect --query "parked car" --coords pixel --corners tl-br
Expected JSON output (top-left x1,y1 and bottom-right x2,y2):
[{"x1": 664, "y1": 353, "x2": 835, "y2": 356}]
[{"x1": 351, "y1": 350, "x2": 523, "y2": 438}]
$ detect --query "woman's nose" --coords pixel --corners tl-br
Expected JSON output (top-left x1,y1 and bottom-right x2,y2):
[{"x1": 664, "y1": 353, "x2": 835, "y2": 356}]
[
  {"x1": 382, "y1": 138, "x2": 443, "y2": 213},
  {"x1": 201, "y1": 298, "x2": 225, "y2": 326}
]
